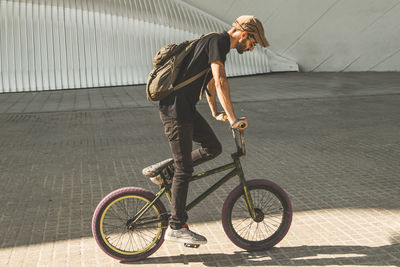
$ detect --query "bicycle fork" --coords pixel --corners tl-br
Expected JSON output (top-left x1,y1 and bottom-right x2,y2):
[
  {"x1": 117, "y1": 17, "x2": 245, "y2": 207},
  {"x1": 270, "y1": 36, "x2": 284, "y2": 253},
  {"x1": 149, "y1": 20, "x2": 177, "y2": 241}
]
[{"x1": 235, "y1": 158, "x2": 257, "y2": 220}]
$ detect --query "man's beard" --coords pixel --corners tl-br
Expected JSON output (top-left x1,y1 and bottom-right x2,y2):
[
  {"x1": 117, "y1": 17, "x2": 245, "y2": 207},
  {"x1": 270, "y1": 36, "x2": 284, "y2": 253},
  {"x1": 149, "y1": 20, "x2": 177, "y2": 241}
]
[{"x1": 236, "y1": 40, "x2": 248, "y2": 54}]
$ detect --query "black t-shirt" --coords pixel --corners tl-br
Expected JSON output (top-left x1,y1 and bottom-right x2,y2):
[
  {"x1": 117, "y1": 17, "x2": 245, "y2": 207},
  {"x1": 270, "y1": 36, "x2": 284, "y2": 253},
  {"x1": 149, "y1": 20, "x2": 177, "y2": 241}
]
[{"x1": 159, "y1": 32, "x2": 230, "y2": 121}]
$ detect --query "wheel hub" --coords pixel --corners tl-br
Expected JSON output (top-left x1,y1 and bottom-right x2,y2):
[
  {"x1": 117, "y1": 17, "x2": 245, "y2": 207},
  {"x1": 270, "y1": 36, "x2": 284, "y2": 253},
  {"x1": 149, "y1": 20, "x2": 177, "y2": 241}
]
[
  {"x1": 126, "y1": 218, "x2": 135, "y2": 230},
  {"x1": 253, "y1": 208, "x2": 264, "y2": 223}
]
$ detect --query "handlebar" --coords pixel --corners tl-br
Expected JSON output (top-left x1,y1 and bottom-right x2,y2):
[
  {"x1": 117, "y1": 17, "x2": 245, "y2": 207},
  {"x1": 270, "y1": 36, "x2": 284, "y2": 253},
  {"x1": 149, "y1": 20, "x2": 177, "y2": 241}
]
[{"x1": 231, "y1": 127, "x2": 246, "y2": 157}]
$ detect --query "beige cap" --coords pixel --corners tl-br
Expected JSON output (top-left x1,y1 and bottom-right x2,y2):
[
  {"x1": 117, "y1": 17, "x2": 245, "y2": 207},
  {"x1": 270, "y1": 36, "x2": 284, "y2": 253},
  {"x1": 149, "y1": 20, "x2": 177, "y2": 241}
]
[{"x1": 232, "y1": 15, "x2": 269, "y2": 47}]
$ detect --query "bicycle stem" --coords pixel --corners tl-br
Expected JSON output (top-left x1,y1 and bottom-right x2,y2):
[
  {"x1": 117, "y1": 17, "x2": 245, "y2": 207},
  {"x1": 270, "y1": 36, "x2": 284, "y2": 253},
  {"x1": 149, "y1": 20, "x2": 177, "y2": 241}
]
[{"x1": 232, "y1": 128, "x2": 246, "y2": 156}]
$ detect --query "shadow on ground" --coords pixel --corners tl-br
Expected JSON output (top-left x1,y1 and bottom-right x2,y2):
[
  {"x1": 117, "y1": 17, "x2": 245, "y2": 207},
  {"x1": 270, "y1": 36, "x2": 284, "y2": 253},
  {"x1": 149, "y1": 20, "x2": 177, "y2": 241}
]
[{"x1": 125, "y1": 243, "x2": 400, "y2": 266}]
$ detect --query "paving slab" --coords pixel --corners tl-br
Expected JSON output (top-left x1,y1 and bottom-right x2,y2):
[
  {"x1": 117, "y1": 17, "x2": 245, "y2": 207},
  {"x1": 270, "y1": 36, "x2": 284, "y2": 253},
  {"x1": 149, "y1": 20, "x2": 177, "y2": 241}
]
[{"x1": 0, "y1": 72, "x2": 399, "y2": 267}]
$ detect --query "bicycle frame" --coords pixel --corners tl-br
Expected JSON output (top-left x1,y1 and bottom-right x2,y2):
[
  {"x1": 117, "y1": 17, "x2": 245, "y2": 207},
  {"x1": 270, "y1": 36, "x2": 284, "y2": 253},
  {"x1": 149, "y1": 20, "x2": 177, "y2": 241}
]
[{"x1": 131, "y1": 129, "x2": 256, "y2": 227}]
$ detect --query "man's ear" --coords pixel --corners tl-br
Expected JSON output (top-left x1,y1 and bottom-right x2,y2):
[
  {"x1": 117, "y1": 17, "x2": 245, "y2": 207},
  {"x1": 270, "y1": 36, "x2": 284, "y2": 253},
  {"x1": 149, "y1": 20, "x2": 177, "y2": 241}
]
[{"x1": 239, "y1": 31, "x2": 248, "y2": 41}]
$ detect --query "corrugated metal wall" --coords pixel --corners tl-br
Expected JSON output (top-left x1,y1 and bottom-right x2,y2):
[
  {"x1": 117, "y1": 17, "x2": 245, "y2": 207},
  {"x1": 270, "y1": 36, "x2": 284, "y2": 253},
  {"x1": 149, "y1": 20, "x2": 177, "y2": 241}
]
[
  {"x1": 184, "y1": 0, "x2": 400, "y2": 72},
  {"x1": 0, "y1": 0, "x2": 297, "y2": 93}
]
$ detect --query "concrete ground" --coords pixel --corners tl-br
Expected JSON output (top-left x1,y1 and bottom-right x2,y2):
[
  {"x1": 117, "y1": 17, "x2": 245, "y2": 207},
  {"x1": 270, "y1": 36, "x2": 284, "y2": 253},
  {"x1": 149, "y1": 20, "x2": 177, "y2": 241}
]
[{"x1": 0, "y1": 72, "x2": 399, "y2": 267}]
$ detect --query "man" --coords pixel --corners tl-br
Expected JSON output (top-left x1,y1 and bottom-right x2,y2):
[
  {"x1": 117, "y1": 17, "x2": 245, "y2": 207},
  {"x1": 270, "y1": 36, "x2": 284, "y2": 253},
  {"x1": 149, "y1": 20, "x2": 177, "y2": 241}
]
[{"x1": 152, "y1": 15, "x2": 269, "y2": 245}]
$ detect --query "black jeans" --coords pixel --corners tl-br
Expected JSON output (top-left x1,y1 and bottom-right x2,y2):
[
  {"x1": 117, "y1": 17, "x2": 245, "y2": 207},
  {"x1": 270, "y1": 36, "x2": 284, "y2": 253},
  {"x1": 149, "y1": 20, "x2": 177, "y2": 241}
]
[{"x1": 160, "y1": 111, "x2": 222, "y2": 229}]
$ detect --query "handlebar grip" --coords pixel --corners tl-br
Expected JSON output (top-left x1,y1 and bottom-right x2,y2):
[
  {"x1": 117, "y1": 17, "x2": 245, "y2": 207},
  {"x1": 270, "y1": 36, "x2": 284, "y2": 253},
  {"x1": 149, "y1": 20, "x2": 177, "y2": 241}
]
[{"x1": 231, "y1": 119, "x2": 247, "y2": 129}]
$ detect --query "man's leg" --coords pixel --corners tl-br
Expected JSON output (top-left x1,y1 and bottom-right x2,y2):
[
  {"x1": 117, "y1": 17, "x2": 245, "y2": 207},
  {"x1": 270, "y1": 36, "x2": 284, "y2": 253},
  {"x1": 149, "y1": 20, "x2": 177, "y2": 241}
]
[
  {"x1": 161, "y1": 116, "x2": 193, "y2": 229},
  {"x1": 160, "y1": 114, "x2": 207, "y2": 244},
  {"x1": 160, "y1": 112, "x2": 222, "y2": 182},
  {"x1": 191, "y1": 111, "x2": 222, "y2": 166}
]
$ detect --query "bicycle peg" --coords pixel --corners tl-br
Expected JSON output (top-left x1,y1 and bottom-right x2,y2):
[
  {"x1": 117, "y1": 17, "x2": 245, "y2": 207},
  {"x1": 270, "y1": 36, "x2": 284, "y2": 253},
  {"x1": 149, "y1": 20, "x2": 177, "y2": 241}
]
[{"x1": 184, "y1": 243, "x2": 200, "y2": 248}]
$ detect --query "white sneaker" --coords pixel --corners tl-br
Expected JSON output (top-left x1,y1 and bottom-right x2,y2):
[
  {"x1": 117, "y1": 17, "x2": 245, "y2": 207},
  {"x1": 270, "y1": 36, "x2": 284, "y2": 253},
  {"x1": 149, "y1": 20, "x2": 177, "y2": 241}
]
[
  {"x1": 149, "y1": 175, "x2": 164, "y2": 186},
  {"x1": 164, "y1": 226, "x2": 207, "y2": 245},
  {"x1": 149, "y1": 171, "x2": 173, "y2": 187},
  {"x1": 142, "y1": 158, "x2": 174, "y2": 187}
]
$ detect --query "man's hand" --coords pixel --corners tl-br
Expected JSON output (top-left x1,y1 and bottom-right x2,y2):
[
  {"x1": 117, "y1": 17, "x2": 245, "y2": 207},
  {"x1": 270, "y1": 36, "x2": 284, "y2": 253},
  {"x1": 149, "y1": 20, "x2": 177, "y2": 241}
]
[
  {"x1": 231, "y1": 117, "x2": 248, "y2": 129},
  {"x1": 214, "y1": 111, "x2": 228, "y2": 122}
]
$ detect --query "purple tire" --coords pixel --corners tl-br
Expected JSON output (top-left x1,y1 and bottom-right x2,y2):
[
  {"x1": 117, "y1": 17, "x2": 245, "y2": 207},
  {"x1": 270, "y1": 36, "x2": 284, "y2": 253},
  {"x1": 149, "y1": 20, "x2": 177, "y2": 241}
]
[
  {"x1": 92, "y1": 187, "x2": 168, "y2": 262},
  {"x1": 221, "y1": 179, "x2": 292, "y2": 251}
]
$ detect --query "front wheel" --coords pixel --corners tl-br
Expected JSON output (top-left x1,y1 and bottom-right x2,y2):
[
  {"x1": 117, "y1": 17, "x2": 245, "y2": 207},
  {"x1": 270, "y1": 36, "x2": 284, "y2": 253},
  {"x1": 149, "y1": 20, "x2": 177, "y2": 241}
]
[
  {"x1": 221, "y1": 179, "x2": 292, "y2": 251},
  {"x1": 92, "y1": 187, "x2": 168, "y2": 262}
]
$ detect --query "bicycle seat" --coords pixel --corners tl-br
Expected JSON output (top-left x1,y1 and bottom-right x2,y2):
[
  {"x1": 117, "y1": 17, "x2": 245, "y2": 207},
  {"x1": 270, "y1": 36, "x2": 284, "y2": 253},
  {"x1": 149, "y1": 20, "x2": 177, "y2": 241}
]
[{"x1": 142, "y1": 158, "x2": 174, "y2": 178}]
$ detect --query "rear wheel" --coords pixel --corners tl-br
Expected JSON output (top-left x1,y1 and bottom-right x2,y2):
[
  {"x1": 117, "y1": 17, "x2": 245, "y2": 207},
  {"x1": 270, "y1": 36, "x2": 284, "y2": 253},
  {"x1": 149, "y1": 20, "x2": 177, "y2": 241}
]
[
  {"x1": 92, "y1": 187, "x2": 167, "y2": 261},
  {"x1": 221, "y1": 179, "x2": 292, "y2": 251}
]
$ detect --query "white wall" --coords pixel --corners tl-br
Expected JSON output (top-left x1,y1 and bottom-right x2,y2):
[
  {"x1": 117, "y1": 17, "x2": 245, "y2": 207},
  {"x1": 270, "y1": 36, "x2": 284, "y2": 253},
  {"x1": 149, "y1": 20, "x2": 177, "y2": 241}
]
[
  {"x1": 183, "y1": 0, "x2": 400, "y2": 72},
  {"x1": 0, "y1": 0, "x2": 297, "y2": 93}
]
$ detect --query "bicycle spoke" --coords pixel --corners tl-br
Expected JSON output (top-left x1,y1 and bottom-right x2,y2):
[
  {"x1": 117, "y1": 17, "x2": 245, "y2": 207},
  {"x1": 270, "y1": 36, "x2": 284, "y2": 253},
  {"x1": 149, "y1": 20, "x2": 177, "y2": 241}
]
[
  {"x1": 265, "y1": 207, "x2": 283, "y2": 215},
  {"x1": 252, "y1": 222, "x2": 259, "y2": 241},
  {"x1": 257, "y1": 223, "x2": 269, "y2": 240},
  {"x1": 136, "y1": 229, "x2": 148, "y2": 249},
  {"x1": 232, "y1": 218, "x2": 251, "y2": 232},
  {"x1": 121, "y1": 233, "x2": 128, "y2": 251},
  {"x1": 109, "y1": 204, "x2": 129, "y2": 224},
  {"x1": 134, "y1": 197, "x2": 139, "y2": 217},
  {"x1": 236, "y1": 219, "x2": 253, "y2": 237},
  {"x1": 244, "y1": 220, "x2": 254, "y2": 240},
  {"x1": 229, "y1": 187, "x2": 287, "y2": 242},
  {"x1": 257, "y1": 190, "x2": 268, "y2": 210},
  {"x1": 116, "y1": 200, "x2": 132, "y2": 220},
  {"x1": 136, "y1": 230, "x2": 154, "y2": 244},
  {"x1": 232, "y1": 217, "x2": 252, "y2": 228},
  {"x1": 264, "y1": 201, "x2": 279, "y2": 214},
  {"x1": 122, "y1": 197, "x2": 131, "y2": 218},
  {"x1": 236, "y1": 223, "x2": 249, "y2": 237},
  {"x1": 127, "y1": 231, "x2": 135, "y2": 251},
  {"x1": 100, "y1": 195, "x2": 162, "y2": 254},
  {"x1": 262, "y1": 219, "x2": 278, "y2": 234},
  {"x1": 102, "y1": 220, "x2": 125, "y2": 228},
  {"x1": 234, "y1": 197, "x2": 249, "y2": 213},
  {"x1": 133, "y1": 232, "x2": 141, "y2": 252},
  {"x1": 107, "y1": 230, "x2": 126, "y2": 248},
  {"x1": 135, "y1": 224, "x2": 159, "y2": 231},
  {"x1": 265, "y1": 215, "x2": 282, "y2": 223},
  {"x1": 260, "y1": 193, "x2": 274, "y2": 211},
  {"x1": 102, "y1": 221, "x2": 126, "y2": 235}
]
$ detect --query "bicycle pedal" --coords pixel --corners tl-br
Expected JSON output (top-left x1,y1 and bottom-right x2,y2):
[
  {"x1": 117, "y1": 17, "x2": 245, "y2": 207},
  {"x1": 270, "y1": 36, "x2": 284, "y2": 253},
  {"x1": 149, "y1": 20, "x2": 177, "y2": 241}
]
[{"x1": 184, "y1": 243, "x2": 200, "y2": 248}]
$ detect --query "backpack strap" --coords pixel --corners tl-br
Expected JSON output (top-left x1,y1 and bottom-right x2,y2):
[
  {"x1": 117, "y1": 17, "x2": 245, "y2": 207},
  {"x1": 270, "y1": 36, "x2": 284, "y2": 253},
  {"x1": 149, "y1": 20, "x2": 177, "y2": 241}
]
[
  {"x1": 172, "y1": 32, "x2": 217, "y2": 92},
  {"x1": 172, "y1": 68, "x2": 210, "y2": 91},
  {"x1": 199, "y1": 68, "x2": 211, "y2": 100}
]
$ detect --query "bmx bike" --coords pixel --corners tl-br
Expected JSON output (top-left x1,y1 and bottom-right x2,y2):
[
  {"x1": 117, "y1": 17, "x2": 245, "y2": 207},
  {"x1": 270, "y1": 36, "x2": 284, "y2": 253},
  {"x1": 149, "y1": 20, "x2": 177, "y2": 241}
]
[{"x1": 92, "y1": 127, "x2": 292, "y2": 262}]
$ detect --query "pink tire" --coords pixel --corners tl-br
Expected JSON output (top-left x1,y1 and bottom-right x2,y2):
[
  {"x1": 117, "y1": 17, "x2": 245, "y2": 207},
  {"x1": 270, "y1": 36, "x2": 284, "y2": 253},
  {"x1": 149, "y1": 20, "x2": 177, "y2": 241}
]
[
  {"x1": 92, "y1": 187, "x2": 167, "y2": 262},
  {"x1": 221, "y1": 179, "x2": 292, "y2": 251}
]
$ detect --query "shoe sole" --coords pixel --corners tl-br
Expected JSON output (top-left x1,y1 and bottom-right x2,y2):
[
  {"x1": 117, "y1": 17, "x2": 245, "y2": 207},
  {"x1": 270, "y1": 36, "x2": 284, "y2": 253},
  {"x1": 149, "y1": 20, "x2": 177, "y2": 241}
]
[{"x1": 164, "y1": 236, "x2": 207, "y2": 245}]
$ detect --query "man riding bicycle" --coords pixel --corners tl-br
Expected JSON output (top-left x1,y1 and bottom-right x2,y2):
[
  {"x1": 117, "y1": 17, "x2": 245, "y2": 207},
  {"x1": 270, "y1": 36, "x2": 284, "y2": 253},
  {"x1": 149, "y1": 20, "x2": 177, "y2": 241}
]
[{"x1": 148, "y1": 15, "x2": 269, "y2": 245}]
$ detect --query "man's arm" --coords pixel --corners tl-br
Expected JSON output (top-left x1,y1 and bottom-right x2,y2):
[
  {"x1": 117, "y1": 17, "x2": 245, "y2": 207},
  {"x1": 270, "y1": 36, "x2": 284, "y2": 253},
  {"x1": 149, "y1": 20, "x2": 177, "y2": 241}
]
[
  {"x1": 206, "y1": 77, "x2": 227, "y2": 122},
  {"x1": 206, "y1": 77, "x2": 218, "y2": 117},
  {"x1": 210, "y1": 60, "x2": 237, "y2": 125}
]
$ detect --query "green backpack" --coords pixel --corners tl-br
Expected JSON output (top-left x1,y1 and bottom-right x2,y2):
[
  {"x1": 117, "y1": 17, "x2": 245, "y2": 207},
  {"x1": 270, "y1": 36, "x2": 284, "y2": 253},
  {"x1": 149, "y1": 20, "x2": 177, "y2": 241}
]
[{"x1": 145, "y1": 34, "x2": 214, "y2": 101}]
